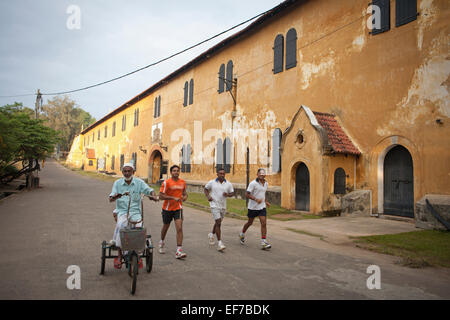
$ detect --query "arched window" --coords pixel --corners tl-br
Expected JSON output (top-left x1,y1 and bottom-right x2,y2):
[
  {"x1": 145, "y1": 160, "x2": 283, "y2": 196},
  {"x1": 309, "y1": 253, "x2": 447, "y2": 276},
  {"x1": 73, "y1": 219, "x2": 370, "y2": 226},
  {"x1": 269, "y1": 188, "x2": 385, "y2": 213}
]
[
  {"x1": 181, "y1": 145, "x2": 186, "y2": 172},
  {"x1": 183, "y1": 81, "x2": 188, "y2": 107},
  {"x1": 216, "y1": 138, "x2": 223, "y2": 171},
  {"x1": 120, "y1": 154, "x2": 124, "y2": 170},
  {"x1": 334, "y1": 168, "x2": 346, "y2": 194},
  {"x1": 226, "y1": 60, "x2": 233, "y2": 92},
  {"x1": 285, "y1": 28, "x2": 297, "y2": 69},
  {"x1": 132, "y1": 152, "x2": 138, "y2": 172},
  {"x1": 272, "y1": 128, "x2": 282, "y2": 173},
  {"x1": 223, "y1": 137, "x2": 232, "y2": 173},
  {"x1": 218, "y1": 64, "x2": 225, "y2": 93},
  {"x1": 157, "y1": 96, "x2": 161, "y2": 117},
  {"x1": 133, "y1": 109, "x2": 139, "y2": 126},
  {"x1": 273, "y1": 34, "x2": 284, "y2": 74},
  {"x1": 189, "y1": 79, "x2": 194, "y2": 105},
  {"x1": 186, "y1": 144, "x2": 191, "y2": 173}
]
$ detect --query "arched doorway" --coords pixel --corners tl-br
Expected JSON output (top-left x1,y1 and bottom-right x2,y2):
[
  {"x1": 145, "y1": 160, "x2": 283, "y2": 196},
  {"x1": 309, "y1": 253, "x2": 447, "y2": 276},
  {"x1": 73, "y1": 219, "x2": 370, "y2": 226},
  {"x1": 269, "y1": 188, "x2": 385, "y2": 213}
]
[
  {"x1": 383, "y1": 145, "x2": 414, "y2": 218},
  {"x1": 148, "y1": 150, "x2": 163, "y2": 184},
  {"x1": 295, "y1": 162, "x2": 310, "y2": 211}
]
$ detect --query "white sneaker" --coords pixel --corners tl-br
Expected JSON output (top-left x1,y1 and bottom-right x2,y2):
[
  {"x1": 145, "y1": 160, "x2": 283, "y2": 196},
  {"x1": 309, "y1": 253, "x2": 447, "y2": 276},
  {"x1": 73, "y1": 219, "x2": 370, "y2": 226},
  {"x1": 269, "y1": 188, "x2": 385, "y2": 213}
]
[
  {"x1": 208, "y1": 233, "x2": 215, "y2": 245},
  {"x1": 158, "y1": 242, "x2": 165, "y2": 254},
  {"x1": 239, "y1": 233, "x2": 245, "y2": 245},
  {"x1": 261, "y1": 240, "x2": 271, "y2": 250},
  {"x1": 175, "y1": 248, "x2": 187, "y2": 259},
  {"x1": 217, "y1": 241, "x2": 226, "y2": 252}
]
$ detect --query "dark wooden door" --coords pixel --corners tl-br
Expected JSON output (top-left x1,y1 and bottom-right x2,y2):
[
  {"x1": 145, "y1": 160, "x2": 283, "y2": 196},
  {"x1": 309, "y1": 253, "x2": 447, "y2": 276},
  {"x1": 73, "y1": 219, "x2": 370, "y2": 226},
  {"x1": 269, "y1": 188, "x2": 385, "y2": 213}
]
[
  {"x1": 383, "y1": 145, "x2": 414, "y2": 217},
  {"x1": 296, "y1": 163, "x2": 310, "y2": 211},
  {"x1": 152, "y1": 153, "x2": 161, "y2": 184}
]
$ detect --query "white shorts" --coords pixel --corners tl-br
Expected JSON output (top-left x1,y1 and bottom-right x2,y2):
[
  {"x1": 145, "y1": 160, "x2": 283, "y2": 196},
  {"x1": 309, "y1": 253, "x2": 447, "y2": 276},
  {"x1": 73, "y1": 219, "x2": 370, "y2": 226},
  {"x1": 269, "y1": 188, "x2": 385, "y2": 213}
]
[{"x1": 211, "y1": 207, "x2": 226, "y2": 221}]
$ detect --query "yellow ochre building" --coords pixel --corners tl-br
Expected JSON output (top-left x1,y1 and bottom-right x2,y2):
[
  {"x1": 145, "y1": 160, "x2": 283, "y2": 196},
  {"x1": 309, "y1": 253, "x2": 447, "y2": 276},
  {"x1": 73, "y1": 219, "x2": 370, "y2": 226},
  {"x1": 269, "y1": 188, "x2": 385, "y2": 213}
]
[{"x1": 67, "y1": 0, "x2": 450, "y2": 221}]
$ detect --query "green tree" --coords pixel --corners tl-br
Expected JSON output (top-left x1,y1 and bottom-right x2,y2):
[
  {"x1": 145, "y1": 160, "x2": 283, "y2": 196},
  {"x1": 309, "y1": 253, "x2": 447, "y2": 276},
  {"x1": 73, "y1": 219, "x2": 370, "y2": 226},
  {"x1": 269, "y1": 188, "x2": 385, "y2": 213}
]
[
  {"x1": 41, "y1": 96, "x2": 95, "y2": 151},
  {"x1": 0, "y1": 103, "x2": 59, "y2": 179}
]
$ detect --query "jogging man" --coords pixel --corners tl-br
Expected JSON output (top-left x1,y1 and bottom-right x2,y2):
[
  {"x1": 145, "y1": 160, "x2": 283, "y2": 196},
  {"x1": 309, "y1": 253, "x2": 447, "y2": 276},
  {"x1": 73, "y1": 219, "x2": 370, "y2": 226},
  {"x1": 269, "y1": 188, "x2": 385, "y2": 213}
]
[
  {"x1": 204, "y1": 168, "x2": 234, "y2": 252},
  {"x1": 158, "y1": 165, "x2": 188, "y2": 259},
  {"x1": 239, "y1": 168, "x2": 271, "y2": 250},
  {"x1": 109, "y1": 163, "x2": 158, "y2": 269}
]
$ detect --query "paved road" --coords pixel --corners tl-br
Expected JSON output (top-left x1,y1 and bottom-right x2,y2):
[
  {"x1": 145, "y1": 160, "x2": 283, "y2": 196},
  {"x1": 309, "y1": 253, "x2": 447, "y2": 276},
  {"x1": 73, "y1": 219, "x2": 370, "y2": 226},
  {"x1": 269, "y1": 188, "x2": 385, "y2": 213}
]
[{"x1": 0, "y1": 160, "x2": 449, "y2": 300}]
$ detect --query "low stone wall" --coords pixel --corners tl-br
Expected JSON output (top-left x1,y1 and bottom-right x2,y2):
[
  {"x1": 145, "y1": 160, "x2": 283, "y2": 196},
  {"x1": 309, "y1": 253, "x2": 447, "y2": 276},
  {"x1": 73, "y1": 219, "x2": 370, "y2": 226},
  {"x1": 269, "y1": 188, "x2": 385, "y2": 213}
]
[
  {"x1": 184, "y1": 180, "x2": 282, "y2": 206},
  {"x1": 415, "y1": 194, "x2": 450, "y2": 231}
]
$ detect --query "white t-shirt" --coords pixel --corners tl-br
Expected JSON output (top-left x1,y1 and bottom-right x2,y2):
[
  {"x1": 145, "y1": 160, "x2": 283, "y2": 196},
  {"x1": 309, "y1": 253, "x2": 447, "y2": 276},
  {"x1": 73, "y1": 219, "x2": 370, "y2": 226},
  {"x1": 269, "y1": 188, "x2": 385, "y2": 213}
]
[
  {"x1": 247, "y1": 179, "x2": 268, "y2": 210},
  {"x1": 204, "y1": 178, "x2": 234, "y2": 209}
]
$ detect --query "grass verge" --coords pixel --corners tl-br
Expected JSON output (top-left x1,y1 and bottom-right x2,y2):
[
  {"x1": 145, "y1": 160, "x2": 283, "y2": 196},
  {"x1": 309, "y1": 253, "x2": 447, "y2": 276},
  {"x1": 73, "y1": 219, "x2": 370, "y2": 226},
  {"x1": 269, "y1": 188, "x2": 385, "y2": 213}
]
[
  {"x1": 185, "y1": 192, "x2": 323, "y2": 221},
  {"x1": 353, "y1": 230, "x2": 450, "y2": 268}
]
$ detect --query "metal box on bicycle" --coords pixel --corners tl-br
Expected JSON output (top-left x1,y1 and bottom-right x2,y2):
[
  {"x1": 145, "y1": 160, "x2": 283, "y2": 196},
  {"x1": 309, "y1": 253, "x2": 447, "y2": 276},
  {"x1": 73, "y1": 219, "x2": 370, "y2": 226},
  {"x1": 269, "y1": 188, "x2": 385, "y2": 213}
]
[{"x1": 120, "y1": 227, "x2": 147, "y2": 251}]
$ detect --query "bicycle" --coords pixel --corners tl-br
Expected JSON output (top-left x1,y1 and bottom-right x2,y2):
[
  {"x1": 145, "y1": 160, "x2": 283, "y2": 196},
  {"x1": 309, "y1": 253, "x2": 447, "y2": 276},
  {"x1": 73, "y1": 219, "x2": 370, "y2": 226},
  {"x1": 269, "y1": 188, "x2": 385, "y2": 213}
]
[{"x1": 100, "y1": 192, "x2": 154, "y2": 295}]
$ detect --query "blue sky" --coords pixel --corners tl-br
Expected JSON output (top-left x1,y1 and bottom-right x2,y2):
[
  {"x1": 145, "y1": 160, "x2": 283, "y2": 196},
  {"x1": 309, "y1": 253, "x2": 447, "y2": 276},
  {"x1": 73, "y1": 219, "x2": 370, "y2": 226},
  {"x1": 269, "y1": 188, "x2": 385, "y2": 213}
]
[{"x1": 0, "y1": 0, "x2": 282, "y2": 120}]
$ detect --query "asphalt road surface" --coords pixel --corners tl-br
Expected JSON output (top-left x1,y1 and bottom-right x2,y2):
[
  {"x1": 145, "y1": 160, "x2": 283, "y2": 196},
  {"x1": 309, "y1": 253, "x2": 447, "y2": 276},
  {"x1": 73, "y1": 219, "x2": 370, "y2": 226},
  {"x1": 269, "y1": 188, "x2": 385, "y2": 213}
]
[{"x1": 0, "y1": 160, "x2": 449, "y2": 300}]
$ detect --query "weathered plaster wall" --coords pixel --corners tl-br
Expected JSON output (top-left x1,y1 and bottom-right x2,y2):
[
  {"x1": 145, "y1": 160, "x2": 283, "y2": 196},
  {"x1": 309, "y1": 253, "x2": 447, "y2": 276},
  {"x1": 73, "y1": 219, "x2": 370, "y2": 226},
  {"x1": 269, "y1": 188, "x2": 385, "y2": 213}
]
[{"x1": 66, "y1": 0, "x2": 450, "y2": 214}]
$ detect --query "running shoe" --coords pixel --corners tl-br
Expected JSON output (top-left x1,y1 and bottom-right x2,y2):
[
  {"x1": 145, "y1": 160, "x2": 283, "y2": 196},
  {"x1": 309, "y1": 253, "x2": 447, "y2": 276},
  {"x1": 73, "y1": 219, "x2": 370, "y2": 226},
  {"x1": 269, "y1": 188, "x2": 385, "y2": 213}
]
[
  {"x1": 175, "y1": 248, "x2": 187, "y2": 259},
  {"x1": 158, "y1": 242, "x2": 165, "y2": 254},
  {"x1": 217, "y1": 241, "x2": 226, "y2": 252},
  {"x1": 261, "y1": 240, "x2": 271, "y2": 250},
  {"x1": 239, "y1": 233, "x2": 245, "y2": 245},
  {"x1": 208, "y1": 233, "x2": 215, "y2": 245}
]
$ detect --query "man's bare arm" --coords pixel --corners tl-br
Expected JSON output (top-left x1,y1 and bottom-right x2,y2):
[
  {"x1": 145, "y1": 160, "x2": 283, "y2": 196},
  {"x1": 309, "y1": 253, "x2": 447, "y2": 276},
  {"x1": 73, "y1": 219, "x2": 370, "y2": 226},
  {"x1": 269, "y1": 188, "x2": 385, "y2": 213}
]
[
  {"x1": 159, "y1": 192, "x2": 180, "y2": 201},
  {"x1": 181, "y1": 188, "x2": 188, "y2": 202},
  {"x1": 204, "y1": 188, "x2": 213, "y2": 201}
]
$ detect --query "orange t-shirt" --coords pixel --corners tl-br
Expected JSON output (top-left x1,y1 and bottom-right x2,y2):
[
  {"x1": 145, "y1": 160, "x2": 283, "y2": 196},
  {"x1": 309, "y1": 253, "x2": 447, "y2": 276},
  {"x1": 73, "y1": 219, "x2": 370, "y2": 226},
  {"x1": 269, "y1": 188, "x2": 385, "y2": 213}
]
[{"x1": 160, "y1": 178, "x2": 186, "y2": 211}]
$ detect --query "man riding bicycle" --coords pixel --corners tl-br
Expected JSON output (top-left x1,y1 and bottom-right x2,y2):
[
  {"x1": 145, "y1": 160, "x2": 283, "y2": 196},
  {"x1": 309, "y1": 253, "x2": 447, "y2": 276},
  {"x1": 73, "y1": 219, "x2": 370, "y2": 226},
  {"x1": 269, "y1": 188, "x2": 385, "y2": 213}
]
[{"x1": 109, "y1": 162, "x2": 158, "y2": 269}]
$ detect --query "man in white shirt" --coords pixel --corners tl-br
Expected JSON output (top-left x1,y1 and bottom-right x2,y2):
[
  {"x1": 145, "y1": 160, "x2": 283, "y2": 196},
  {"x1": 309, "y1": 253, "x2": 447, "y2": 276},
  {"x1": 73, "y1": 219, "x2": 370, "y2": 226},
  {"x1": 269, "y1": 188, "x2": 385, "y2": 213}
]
[
  {"x1": 204, "y1": 168, "x2": 234, "y2": 251},
  {"x1": 239, "y1": 168, "x2": 271, "y2": 250}
]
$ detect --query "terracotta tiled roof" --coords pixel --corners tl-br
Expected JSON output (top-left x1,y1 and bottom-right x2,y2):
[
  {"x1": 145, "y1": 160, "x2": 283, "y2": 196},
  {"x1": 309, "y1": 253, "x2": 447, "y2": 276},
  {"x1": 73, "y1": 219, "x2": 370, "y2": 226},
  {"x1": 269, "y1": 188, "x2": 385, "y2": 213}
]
[
  {"x1": 86, "y1": 148, "x2": 96, "y2": 159},
  {"x1": 313, "y1": 111, "x2": 361, "y2": 155}
]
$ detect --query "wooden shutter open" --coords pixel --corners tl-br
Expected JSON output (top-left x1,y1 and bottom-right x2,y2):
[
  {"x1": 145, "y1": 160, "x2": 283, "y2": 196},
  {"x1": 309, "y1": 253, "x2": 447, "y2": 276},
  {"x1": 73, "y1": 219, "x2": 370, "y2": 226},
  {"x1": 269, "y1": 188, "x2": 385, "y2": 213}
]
[
  {"x1": 226, "y1": 60, "x2": 233, "y2": 92},
  {"x1": 285, "y1": 28, "x2": 297, "y2": 69},
  {"x1": 273, "y1": 34, "x2": 284, "y2": 74},
  {"x1": 396, "y1": 0, "x2": 417, "y2": 27},
  {"x1": 218, "y1": 64, "x2": 225, "y2": 93},
  {"x1": 189, "y1": 79, "x2": 194, "y2": 105},
  {"x1": 183, "y1": 81, "x2": 188, "y2": 107},
  {"x1": 371, "y1": 0, "x2": 390, "y2": 35}
]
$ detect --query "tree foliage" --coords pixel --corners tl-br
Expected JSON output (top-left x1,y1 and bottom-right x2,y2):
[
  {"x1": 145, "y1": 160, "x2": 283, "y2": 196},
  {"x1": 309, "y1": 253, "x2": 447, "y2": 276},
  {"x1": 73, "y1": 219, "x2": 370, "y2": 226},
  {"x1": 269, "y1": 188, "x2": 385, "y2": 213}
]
[
  {"x1": 41, "y1": 96, "x2": 96, "y2": 152},
  {"x1": 0, "y1": 103, "x2": 59, "y2": 178}
]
